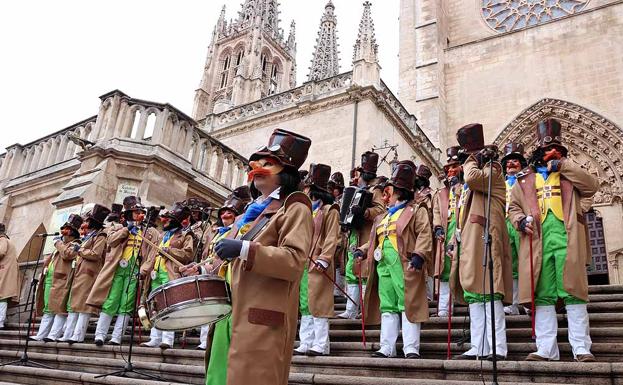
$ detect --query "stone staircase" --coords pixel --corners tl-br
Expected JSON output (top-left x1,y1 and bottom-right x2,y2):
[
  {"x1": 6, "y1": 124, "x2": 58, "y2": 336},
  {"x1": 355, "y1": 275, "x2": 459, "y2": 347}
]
[{"x1": 0, "y1": 285, "x2": 622, "y2": 384}]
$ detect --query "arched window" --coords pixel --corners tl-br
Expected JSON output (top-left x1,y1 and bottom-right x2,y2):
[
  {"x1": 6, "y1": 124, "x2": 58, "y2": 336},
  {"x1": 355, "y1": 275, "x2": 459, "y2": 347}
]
[
  {"x1": 219, "y1": 54, "x2": 231, "y2": 89},
  {"x1": 269, "y1": 63, "x2": 279, "y2": 95}
]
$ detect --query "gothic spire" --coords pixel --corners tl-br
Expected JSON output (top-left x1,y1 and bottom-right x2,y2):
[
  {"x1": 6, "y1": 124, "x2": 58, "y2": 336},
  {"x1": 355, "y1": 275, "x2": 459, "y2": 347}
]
[
  {"x1": 287, "y1": 20, "x2": 296, "y2": 53},
  {"x1": 237, "y1": 0, "x2": 280, "y2": 34},
  {"x1": 352, "y1": 1, "x2": 378, "y2": 64},
  {"x1": 308, "y1": 1, "x2": 340, "y2": 82}
]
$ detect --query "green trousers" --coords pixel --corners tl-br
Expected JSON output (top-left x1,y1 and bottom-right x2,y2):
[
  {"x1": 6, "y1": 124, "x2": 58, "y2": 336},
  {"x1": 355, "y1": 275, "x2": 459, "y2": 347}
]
[
  {"x1": 151, "y1": 268, "x2": 169, "y2": 291},
  {"x1": 441, "y1": 216, "x2": 457, "y2": 282},
  {"x1": 377, "y1": 239, "x2": 405, "y2": 314},
  {"x1": 506, "y1": 218, "x2": 519, "y2": 279},
  {"x1": 299, "y1": 263, "x2": 310, "y2": 316},
  {"x1": 206, "y1": 314, "x2": 232, "y2": 385},
  {"x1": 42, "y1": 264, "x2": 54, "y2": 314},
  {"x1": 346, "y1": 231, "x2": 367, "y2": 285},
  {"x1": 535, "y1": 212, "x2": 585, "y2": 306},
  {"x1": 101, "y1": 255, "x2": 138, "y2": 316}
]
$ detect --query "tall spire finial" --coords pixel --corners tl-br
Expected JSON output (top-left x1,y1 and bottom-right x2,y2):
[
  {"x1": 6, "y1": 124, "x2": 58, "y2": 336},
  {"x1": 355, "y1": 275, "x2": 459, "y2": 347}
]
[
  {"x1": 287, "y1": 20, "x2": 296, "y2": 52},
  {"x1": 308, "y1": 1, "x2": 341, "y2": 82},
  {"x1": 353, "y1": 1, "x2": 378, "y2": 64}
]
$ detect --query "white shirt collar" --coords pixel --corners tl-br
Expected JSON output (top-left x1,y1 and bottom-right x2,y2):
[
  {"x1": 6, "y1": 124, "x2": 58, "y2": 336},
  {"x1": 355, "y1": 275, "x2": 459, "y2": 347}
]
[{"x1": 257, "y1": 187, "x2": 281, "y2": 203}]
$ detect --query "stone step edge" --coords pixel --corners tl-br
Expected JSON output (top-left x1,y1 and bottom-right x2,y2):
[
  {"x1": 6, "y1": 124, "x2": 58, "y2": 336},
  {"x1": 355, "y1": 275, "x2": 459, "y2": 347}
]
[
  {"x1": 289, "y1": 373, "x2": 586, "y2": 385},
  {"x1": 0, "y1": 364, "x2": 184, "y2": 385}
]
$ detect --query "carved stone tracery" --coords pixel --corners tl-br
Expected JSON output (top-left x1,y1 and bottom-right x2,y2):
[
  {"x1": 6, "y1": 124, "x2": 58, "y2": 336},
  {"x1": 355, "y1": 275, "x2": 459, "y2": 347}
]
[{"x1": 494, "y1": 98, "x2": 623, "y2": 204}]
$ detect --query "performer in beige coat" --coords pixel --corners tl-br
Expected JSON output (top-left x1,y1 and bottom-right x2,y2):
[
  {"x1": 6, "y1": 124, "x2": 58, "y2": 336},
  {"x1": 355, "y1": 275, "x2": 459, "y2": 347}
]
[
  {"x1": 0, "y1": 223, "x2": 18, "y2": 329},
  {"x1": 413, "y1": 165, "x2": 434, "y2": 301},
  {"x1": 508, "y1": 118, "x2": 599, "y2": 362},
  {"x1": 451, "y1": 124, "x2": 513, "y2": 360},
  {"x1": 32, "y1": 214, "x2": 83, "y2": 341},
  {"x1": 61, "y1": 204, "x2": 110, "y2": 343},
  {"x1": 338, "y1": 152, "x2": 385, "y2": 319},
  {"x1": 356, "y1": 161, "x2": 432, "y2": 358},
  {"x1": 211, "y1": 128, "x2": 313, "y2": 385},
  {"x1": 295, "y1": 163, "x2": 340, "y2": 356}
]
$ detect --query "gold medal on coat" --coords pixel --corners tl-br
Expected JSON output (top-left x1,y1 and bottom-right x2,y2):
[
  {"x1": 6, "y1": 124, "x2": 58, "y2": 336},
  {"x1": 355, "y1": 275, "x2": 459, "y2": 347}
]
[
  {"x1": 150, "y1": 270, "x2": 157, "y2": 280},
  {"x1": 119, "y1": 259, "x2": 128, "y2": 268},
  {"x1": 373, "y1": 248, "x2": 383, "y2": 262}
]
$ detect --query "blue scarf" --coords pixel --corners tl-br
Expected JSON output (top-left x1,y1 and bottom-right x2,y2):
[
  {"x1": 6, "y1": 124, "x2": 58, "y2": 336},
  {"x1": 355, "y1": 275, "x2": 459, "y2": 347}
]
[
  {"x1": 506, "y1": 175, "x2": 517, "y2": 187},
  {"x1": 217, "y1": 226, "x2": 231, "y2": 235},
  {"x1": 312, "y1": 200, "x2": 322, "y2": 212},
  {"x1": 162, "y1": 228, "x2": 178, "y2": 243},
  {"x1": 536, "y1": 166, "x2": 549, "y2": 181},
  {"x1": 237, "y1": 198, "x2": 273, "y2": 228},
  {"x1": 387, "y1": 201, "x2": 407, "y2": 216}
]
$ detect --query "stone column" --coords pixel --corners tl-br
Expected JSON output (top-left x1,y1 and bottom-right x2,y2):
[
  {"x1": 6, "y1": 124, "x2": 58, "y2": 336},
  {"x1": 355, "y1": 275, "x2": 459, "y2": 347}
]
[
  {"x1": 182, "y1": 127, "x2": 194, "y2": 157},
  {"x1": 36, "y1": 142, "x2": 50, "y2": 170},
  {"x1": 3, "y1": 147, "x2": 23, "y2": 179},
  {"x1": 45, "y1": 138, "x2": 59, "y2": 167},
  {"x1": 135, "y1": 111, "x2": 149, "y2": 140},
  {"x1": 111, "y1": 98, "x2": 129, "y2": 138},
  {"x1": 213, "y1": 148, "x2": 224, "y2": 181},
  {"x1": 56, "y1": 135, "x2": 69, "y2": 164},
  {"x1": 236, "y1": 160, "x2": 246, "y2": 187},
  {"x1": 203, "y1": 141, "x2": 213, "y2": 173},
  {"x1": 224, "y1": 154, "x2": 234, "y2": 187},
  {"x1": 121, "y1": 107, "x2": 136, "y2": 138},
  {"x1": 152, "y1": 108, "x2": 169, "y2": 144},
  {"x1": 90, "y1": 101, "x2": 108, "y2": 142},
  {"x1": 19, "y1": 148, "x2": 33, "y2": 175},
  {"x1": 190, "y1": 137, "x2": 200, "y2": 167}
]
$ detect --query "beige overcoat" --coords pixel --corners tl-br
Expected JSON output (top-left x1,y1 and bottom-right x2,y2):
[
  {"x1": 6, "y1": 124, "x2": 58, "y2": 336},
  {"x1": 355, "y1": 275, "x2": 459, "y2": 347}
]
[
  {"x1": 226, "y1": 192, "x2": 313, "y2": 385},
  {"x1": 415, "y1": 187, "x2": 434, "y2": 278},
  {"x1": 307, "y1": 203, "x2": 340, "y2": 318},
  {"x1": 508, "y1": 159, "x2": 599, "y2": 304},
  {"x1": 36, "y1": 237, "x2": 80, "y2": 315},
  {"x1": 86, "y1": 225, "x2": 158, "y2": 309},
  {"x1": 0, "y1": 235, "x2": 19, "y2": 304},
  {"x1": 140, "y1": 229, "x2": 195, "y2": 291},
  {"x1": 449, "y1": 156, "x2": 513, "y2": 305},
  {"x1": 361, "y1": 203, "x2": 433, "y2": 324},
  {"x1": 68, "y1": 230, "x2": 107, "y2": 314}
]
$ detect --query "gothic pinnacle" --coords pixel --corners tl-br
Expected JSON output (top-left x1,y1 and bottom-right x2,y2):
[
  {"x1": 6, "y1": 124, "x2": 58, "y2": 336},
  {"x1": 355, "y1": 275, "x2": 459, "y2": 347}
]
[
  {"x1": 353, "y1": 1, "x2": 378, "y2": 64},
  {"x1": 308, "y1": 0, "x2": 341, "y2": 82}
]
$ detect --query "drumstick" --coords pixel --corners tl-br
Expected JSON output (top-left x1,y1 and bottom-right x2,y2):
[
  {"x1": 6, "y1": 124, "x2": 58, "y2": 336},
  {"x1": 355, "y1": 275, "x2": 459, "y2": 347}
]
[{"x1": 140, "y1": 236, "x2": 185, "y2": 268}]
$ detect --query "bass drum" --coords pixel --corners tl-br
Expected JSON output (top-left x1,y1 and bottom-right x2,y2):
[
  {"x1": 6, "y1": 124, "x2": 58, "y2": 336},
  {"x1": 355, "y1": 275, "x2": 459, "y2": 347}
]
[{"x1": 146, "y1": 275, "x2": 231, "y2": 331}]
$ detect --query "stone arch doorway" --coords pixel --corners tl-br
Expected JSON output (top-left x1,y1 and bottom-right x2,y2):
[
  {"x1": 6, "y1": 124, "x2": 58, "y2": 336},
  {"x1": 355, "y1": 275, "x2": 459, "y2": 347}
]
[{"x1": 493, "y1": 98, "x2": 623, "y2": 285}]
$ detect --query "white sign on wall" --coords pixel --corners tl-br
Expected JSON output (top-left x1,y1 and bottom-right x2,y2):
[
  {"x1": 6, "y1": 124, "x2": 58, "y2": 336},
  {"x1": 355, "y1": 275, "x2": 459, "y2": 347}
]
[{"x1": 114, "y1": 181, "x2": 139, "y2": 204}]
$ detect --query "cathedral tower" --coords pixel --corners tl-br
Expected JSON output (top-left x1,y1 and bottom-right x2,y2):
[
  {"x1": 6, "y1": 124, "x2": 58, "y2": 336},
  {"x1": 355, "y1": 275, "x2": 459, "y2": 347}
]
[
  {"x1": 308, "y1": 1, "x2": 340, "y2": 82},
  {"x1": 192, "y1": 1, "x2": 297, "y2": 120}
]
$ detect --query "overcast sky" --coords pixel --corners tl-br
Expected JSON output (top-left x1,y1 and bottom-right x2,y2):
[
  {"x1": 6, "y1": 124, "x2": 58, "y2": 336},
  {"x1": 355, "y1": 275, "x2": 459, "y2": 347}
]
[{"x1": 0, "y1": 0, "x2": 399, "y2": 150}]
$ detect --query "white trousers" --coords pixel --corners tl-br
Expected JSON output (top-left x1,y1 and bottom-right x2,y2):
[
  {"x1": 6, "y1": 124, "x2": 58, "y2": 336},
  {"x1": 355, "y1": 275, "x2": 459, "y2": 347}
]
[
  {"x1": 339, "y1": 284, "x2": 365, "y2": 319},
  {"x1": 504, "y1": 279, "x2": 520, "y2": 315},
  {"x1": 426, "y1": 276, "x2": 434, "y2": 301},
  {"x1": 401, "y1": 312, "x2": 421, "y2": 355},
  {"x1": 94, "y1": 313, "x2": 113, "y2": 342},
  {"x1": 566, "y1": 304, "x2": 592, "y2": 358},
  {"x1": 465, "y1": 301, "x2": 507, "y2": 357},
  {"x1": 438, "y1": 281, "x2": 453, "y2": 316},
  {"x1": 534, "y1": 305, "x2": 560, "y2": 360},
  {"x1": 47, "y1": 314, "x2": 67, "y2": 340},
  {"x1": 0, "y1": 301, "x2": 8, "y2": 327},
  {"x1": 59, "y1": 312, "x2": 79, "y2": 341},
  {"x1": 296, "y1": 315, "x2": 330, "y2": 354},
  {"x1": 110, "y1": 314, "x2": 130, "y2": 344},
  {"x1": 70, "y1": 313, "x2": 91, "y2": 342},
  {"x1": 145, "y1": 327, "x2": 174, "y2": 346},
  {"x1": 334, "y1": 274, "x2": 345, "y2": 297},
  {"x1": 198, "y1": 324, "x2": 210, "y2": 349},
  {"x1": 33, "y1": 313, "x2": 54, "y2": 340},
  {"x1": 377, "y1": 312, "x2": 400, "y2": 357}
]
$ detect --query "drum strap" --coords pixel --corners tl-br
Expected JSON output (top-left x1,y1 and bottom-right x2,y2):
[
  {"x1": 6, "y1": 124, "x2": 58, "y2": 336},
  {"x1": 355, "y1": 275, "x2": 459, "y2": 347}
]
[{"x1": 241, "y1": 216, "x2": 271, "y2": 241}]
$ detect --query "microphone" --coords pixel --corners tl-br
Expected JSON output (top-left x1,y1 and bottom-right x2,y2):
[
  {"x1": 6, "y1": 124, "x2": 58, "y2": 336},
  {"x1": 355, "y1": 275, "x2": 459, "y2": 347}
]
[{"x1": 36, "y1": 232, "x2": 60, "y2": 237}]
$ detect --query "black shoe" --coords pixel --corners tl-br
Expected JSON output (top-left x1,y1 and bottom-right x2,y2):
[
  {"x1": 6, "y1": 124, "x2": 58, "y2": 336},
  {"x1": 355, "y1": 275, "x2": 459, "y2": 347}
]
[
  {"x1": 94, "y1": 339, "x2": 104, "y2": 346},
  {"x1": 307, "y1": 349, "x2": 324, "y2": 356},
  {"x1": 486, "y1": 354, "x2": 505, "y2": 361},
  {"x1": 405, "y1": 353, "x2": 421, "y2": 359},
  {"x1": 371, "y1": 351, "x2": 389, "y2": 358},
  {"x1": 108, "y1": 341, "x2": 120, "y2": 346},
  {"x1": 452, "y1": 354, "x2": 477, "y2": 360},
  {"x1": 67, "y1": 340, "x2": 76, "y2": 345},
  {"x1": 43, "y1": 338, "x2": 55, "y2": 343}
]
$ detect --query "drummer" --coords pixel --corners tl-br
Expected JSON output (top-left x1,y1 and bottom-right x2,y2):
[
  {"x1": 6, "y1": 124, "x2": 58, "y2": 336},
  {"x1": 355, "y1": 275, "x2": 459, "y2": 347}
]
[
  {"x1": 186, "y1": 186, "x2": 251, "y2": 351},
  {"x1": 140, "y1": 202, "x2": 195, "y2": 349}
]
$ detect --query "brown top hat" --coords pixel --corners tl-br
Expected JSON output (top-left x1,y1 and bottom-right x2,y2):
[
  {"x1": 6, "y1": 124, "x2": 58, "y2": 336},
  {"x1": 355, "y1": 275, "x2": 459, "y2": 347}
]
[
  {"x1": 219, "y1": 185, "x2": 252, "y2": 217},
  {"x1": 107, "y1": 203, "x2": 123, "y2": 222},
  {"x1": 162, "y1": 202, "x2": 191, "y2": 224},
  {"x1": 444, "y1": 146, "x2": 467, "y2": 169},
  {"x1": 249, "y1": 129, "x2": 311, "y2": 170},
  {"x1": 185, "y1": 197, "x2": 210, "y2": 212},
  {"x1": 415, "y1": 164, "x2": 432, "y2": 180},
  {"x1": 386, "y1": 160, "x2": 417, "y2": 192},
  {"x1": 122, "y1": 196, "x2": 145, "y2": 212},
  {"x1": 501, "y1": 142, "x2": 526, "y2": 165},
  {"x1": 87, "y1": 204, "x2": 111, "y2": 225},
  {"x1": 360, "y1": 151, "x2": 379, "y2": 174},
  {"x1": 457, "y1": 123, "x2": 486, "y2": 153},
  {"x1": 0, "y1": 223, "x2": 5, "y2": 233},
  {"x1": 537, "y1": 118, "x2": 564, "y2": 148},
  {"x1": 61, "y1": 214, "x2": 84, "y2": 233},
  {"x1": 327, "y1": 172, "x2": 345, "y2": 190},
  {"x1": 304, "y1": 163, "x2": 332, "y2": 191}
]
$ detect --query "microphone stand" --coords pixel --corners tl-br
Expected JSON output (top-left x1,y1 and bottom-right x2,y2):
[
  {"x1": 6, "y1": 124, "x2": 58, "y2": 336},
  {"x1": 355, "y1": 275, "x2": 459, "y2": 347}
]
[
  {"x1": 1, "y1": 235, "x2": 53, "y2": 368},
  {"x1": 481, "y1": 158, "x2": 499, "y2": 385},
  {"x1": 95, "y1": 210, "x2": 162, "y2": 381}
]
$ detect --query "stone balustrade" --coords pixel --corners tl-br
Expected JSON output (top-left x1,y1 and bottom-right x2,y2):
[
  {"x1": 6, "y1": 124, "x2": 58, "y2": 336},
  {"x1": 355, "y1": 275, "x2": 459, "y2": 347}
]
[
  {"x1": 0, "y1": 116, "x2": 97, "y2": 182},
  {"x1": 0, "y1": 90, "x2": 247, "y2": 191}
]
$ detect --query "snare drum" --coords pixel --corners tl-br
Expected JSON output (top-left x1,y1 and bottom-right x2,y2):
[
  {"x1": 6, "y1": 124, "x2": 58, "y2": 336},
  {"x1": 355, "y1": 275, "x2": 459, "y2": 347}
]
[{"x1": 146, "y1": 275, "x2": 231, "y2": 331}]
